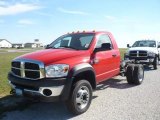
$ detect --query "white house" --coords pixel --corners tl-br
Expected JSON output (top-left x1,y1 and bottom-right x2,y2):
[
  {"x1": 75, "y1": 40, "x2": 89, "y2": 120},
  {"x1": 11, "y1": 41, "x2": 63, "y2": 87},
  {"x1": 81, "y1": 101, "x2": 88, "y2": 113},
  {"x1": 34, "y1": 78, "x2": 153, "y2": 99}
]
[{"x1": 0, "y1": 39, "x2": 12, "y2": 48}]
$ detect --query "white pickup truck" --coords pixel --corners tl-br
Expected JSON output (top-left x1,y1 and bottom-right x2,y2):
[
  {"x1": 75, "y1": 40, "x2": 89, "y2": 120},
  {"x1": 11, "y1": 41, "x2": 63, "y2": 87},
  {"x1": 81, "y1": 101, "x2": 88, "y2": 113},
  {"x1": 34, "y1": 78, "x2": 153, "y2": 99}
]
[{"x1": 125, "y1": 40, "x2": 160, "y2": 69}]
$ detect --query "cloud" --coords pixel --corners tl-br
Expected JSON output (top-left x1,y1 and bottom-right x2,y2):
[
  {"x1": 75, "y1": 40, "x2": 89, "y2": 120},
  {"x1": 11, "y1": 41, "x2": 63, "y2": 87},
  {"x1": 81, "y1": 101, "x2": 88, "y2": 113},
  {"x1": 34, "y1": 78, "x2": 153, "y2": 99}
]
[
  {"x1": 18, "y1": 19, "x2": 34, "y2": 25},
  {"x1": 0, "y1": 3, "x2": 41, "y2": 16},
  {"x1": 57, "y1": 7, "x2": 89, "y2": 15}
]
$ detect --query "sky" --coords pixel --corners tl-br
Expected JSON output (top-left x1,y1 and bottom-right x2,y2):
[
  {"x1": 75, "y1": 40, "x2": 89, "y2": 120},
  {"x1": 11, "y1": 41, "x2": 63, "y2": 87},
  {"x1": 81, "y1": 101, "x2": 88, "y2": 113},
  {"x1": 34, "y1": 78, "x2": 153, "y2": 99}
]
[{"x1": 0, "y1": 0, "x2": 160, "y2": 48}]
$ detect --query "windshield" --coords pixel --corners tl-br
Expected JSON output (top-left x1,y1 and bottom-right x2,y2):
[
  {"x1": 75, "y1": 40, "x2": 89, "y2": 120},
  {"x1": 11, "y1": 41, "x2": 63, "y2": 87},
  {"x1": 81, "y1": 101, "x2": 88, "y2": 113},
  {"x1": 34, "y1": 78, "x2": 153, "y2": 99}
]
[
  {"x1": 132, "y1": 40, "x2": 156, "y2": 47},
  {"x1": 49, "y1": 33, "x2": 95, "y2": 50}
]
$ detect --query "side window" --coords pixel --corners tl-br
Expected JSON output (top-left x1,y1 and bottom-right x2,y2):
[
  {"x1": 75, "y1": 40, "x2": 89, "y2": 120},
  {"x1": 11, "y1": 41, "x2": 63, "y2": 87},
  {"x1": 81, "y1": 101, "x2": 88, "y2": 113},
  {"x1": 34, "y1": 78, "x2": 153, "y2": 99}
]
[{"x1": 96, "y1": 34, "x2": 113, "y2": 49}]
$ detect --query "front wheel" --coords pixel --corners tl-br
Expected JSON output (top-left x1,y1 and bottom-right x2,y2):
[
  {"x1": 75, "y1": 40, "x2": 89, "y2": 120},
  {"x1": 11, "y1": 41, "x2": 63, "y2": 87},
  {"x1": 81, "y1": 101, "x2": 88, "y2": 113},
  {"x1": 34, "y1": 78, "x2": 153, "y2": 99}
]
[{"x1": 65, "y1": 80, "x2": 92, "y2": 115}]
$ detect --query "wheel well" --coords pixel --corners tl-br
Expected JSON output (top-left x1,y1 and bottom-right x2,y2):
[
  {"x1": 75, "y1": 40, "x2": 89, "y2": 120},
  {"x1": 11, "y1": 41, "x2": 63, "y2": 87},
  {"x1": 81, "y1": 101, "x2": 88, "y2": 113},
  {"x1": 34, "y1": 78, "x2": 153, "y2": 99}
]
[{"x1": 73, "y1": 71, "x2": 96, "y2": 90}]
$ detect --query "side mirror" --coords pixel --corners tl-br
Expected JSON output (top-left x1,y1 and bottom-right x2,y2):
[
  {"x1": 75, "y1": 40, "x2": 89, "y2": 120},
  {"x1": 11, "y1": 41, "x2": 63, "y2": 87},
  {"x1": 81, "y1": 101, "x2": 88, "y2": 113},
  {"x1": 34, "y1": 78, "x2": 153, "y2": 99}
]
[
  {"x1": 102, "y1": 43, "x2": 112, "y2": 50},
  {"x1": 94, "y1": 43, "x2": 111, "y2": 53},
  {"x1": 45, "y1": 44, "x2": 51, "y2": 49},
  {"x1": 127, "y1": 44, "x2": 130, "y2": 48},
  {"x1": 158, "y1": 45, "x2": 160, "y2": 48}
]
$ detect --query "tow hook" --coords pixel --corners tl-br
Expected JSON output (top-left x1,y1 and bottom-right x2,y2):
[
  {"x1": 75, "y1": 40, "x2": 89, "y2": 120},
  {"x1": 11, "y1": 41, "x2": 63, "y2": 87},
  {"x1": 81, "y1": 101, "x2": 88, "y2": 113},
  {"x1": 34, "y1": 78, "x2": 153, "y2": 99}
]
[{"x1": 10, "y1": 89, "x2": 15, "y2": 94}]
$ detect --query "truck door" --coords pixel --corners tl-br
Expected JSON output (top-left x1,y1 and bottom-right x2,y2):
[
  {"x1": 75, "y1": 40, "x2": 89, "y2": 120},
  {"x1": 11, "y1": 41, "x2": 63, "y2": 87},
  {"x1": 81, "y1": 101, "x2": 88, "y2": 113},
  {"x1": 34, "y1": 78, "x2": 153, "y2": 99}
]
[{"x1": 92, "y1": 34, "x2": 120, "y2": 82}]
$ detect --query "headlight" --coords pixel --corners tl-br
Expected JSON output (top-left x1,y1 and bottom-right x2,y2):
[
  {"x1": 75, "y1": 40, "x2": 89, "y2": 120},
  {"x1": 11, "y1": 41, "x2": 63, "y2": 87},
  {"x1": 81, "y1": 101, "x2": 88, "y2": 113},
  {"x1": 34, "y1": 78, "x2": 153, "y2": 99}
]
[
  {"x1": 45, "y1": 64, "x2": 69, "y2": 78},
  {"x1": 148, "y1": 51, "x2": 155, "y2": 57}
]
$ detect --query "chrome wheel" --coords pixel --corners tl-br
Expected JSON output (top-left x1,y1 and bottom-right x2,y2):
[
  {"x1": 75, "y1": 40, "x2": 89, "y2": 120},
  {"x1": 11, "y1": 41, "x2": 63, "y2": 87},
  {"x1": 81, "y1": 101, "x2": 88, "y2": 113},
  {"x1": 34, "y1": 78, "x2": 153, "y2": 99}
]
[{"x1": 76, "y1": 86, "x2": 90, "y2": 110}]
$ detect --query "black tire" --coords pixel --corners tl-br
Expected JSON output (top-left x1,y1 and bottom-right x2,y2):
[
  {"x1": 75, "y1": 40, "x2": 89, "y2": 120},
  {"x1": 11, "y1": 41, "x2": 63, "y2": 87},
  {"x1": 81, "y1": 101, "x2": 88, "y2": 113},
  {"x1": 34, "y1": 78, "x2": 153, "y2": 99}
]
[
  {"x1": 158, "y1": 56, "x2": 160, "y2": 65},
  {"x1": 133, "y1": 64, "x2": 144, "y2": 85},
  {"x1": 153, "y1": 57, "x2": 158, "y2": 70},
  {"x1": 65, "y1": 80, "x2": 92, "y2": 115},
  {"x1": 126, "y1": 64, "x2": 134, "y2": 84}
]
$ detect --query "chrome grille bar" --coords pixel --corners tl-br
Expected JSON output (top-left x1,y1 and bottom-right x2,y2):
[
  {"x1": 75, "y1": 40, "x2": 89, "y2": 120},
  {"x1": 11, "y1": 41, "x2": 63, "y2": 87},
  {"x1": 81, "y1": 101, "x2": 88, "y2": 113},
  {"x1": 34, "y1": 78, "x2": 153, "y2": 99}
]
[
  {"x1": 21, "y1": 61, "x2": 25, "y2": 78},
  {"x1": 11, "y1": 59, "x2": 45, "y2": 80}
]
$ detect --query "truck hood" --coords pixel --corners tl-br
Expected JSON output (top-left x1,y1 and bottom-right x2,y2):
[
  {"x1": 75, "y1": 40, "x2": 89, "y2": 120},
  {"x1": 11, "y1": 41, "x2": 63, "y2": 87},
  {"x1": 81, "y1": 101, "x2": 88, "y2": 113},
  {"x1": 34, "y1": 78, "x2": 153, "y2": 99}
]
[
  {"x1": 128, "y1": 47, "x2": 158, "y2": 54},
  {"x1": 17, "y1": 49, "x2": 90, "y2": 65}
]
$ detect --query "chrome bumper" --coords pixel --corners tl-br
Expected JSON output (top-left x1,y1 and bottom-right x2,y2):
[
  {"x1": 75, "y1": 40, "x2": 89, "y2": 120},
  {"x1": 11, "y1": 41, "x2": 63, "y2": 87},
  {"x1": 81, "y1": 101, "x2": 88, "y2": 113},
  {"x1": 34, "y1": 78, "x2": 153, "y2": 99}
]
[
  {"x1": 125, "y1": 58, "x2": 154, "y2": 63},
  {"x1": 136, "y1": 58, "x2": 154, "y2": 63},
  {"x1": 9, "y1": 81, "x2": 64, "y2": 97}
]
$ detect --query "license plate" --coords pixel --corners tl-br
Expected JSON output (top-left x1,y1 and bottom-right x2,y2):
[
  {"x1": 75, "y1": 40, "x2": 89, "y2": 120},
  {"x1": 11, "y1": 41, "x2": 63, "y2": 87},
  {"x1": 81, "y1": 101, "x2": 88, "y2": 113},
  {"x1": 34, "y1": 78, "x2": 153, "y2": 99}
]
[{"x1": 15, "y1": 88, "x2": 23, "y2": 96}]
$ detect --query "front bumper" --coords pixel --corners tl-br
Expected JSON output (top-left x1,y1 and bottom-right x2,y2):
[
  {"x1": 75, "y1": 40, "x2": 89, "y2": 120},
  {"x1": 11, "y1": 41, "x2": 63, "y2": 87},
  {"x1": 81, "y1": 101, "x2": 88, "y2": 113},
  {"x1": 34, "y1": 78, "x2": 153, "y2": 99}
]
[
  {"x1": 125, "y1": 56, "x2": 154, "y2": 64},
  {"x1": 8, "y1": 72, "x2": 73, "y2": 102}
]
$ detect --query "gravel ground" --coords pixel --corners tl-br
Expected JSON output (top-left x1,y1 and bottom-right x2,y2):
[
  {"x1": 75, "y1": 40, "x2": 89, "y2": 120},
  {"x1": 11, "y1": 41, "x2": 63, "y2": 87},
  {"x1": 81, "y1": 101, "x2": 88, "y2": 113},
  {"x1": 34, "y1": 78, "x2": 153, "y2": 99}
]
[{"x1": 1, "y1": 66, "x2": 160, "y2": 120}]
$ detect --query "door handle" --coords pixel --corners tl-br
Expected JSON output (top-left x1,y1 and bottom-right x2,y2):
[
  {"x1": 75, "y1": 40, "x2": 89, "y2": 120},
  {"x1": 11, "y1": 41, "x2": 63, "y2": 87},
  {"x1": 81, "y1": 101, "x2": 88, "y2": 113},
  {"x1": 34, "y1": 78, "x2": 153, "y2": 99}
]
[{"x1": 112, "y1": 54, "x2": 117, "y2": 57}]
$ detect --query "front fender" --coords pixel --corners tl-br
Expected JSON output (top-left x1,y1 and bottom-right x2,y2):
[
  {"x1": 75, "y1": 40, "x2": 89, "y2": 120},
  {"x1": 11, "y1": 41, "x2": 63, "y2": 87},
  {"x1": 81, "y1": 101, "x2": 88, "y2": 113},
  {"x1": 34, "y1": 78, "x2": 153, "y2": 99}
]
[
  {"x1": 61, "y1": 63, "x2": 96, "y2": 101},
  {"x1": 70, "y1": 63, "x2": 96, "y2": 77}
]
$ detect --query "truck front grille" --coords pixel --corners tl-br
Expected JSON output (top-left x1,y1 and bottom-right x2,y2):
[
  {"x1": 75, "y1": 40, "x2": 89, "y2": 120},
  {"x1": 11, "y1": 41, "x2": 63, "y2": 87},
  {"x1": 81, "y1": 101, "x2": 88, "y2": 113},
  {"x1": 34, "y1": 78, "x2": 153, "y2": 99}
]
[
  {"x1": 130, "y1": 51, "x2": 147, "y2": 57},
  {"x1": 11, "y1": 59, "x2": 45, "y2": 79},
  {"x1": 25, "y1": 62, "x2": 39, "y2": 70}
]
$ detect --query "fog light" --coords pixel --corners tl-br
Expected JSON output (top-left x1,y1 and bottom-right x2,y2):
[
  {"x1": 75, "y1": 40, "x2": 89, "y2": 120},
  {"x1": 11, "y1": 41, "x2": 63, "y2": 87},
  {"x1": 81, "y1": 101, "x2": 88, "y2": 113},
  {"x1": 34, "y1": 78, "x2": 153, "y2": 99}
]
[{"x1": 43, "y1": 89, "x2": 52, "y2": 96}]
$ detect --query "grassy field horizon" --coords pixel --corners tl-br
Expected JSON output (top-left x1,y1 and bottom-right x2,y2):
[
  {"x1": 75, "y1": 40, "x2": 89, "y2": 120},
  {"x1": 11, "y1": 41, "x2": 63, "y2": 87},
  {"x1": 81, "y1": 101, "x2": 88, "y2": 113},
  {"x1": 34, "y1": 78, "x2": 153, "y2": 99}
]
[{"x1": 0, "y1": 48, "x2": 126, "y2": 97}]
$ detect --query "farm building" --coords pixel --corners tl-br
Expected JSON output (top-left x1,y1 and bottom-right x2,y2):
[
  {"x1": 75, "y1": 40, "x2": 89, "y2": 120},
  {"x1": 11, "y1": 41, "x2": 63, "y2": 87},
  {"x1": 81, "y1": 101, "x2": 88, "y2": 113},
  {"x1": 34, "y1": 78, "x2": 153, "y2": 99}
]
[
  {"x1": 12, "y1": 43, "x2": 24, "y2": 48},
  {"x1": 34, "y1": 39, "x2": 43, "y2": 47},
  {"x1": 24, "y1": 39, "x2": 43, "y2": 48},
  {"x1": 0, "y1": 39, "x2": 12, "y2": 48},
  {"x1": 24, "y1": 43, "x2": 37, "y2": 48}
]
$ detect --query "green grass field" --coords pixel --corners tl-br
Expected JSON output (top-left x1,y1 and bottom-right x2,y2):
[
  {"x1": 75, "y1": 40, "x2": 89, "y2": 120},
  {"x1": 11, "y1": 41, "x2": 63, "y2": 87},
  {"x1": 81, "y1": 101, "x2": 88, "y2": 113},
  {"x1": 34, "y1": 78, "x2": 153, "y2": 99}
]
[
  {"x1": 0, "y1": 52, "x2": 28, "y2": 96},
  {"x1": 0, "y1": 48, "x2": 126, "y2": 97},
  {"x1": 120, "y1": 48, "x2": 127, "y2": 59}
]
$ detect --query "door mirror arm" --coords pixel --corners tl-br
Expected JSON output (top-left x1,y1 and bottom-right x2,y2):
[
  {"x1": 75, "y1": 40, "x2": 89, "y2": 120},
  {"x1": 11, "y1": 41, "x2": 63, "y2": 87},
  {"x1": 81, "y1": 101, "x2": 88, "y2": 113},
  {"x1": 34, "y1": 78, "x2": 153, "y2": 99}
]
[{"x1": 45, "y1": 44, "x2": 51, "y2": 49}]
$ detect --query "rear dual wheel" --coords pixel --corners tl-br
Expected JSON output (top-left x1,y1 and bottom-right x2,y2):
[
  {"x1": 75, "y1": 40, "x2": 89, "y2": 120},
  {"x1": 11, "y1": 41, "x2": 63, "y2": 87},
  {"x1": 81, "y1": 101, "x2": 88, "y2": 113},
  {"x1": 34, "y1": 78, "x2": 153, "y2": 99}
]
[
  {"x1": 153, "y1": 57, "x2": 158, "y2": 70},
  {"x1": 126, "y1": 64, "x2": 144, "y2": 85},
  {"x1": 126, "y1": 64, "x2": 134, "y2": 84}
]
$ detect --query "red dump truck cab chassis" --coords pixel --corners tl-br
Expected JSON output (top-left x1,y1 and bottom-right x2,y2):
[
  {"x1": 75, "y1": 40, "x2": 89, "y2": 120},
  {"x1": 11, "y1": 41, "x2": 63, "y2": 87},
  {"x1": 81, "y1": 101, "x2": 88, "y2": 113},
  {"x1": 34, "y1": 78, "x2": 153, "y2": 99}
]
[{"x1": 8, "y1": 31, "x2": 144, "y2": 115}]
